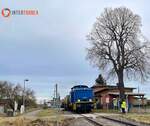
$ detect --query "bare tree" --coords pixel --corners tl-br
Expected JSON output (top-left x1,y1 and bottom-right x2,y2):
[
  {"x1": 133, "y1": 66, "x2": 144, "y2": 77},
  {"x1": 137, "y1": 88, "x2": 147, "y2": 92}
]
[
  {"x1": 0, "y1": 81, "x2": 37, "y2": 109},
  {"x1": 87, "y1": 7, "x2": 150, "y2": 101}
]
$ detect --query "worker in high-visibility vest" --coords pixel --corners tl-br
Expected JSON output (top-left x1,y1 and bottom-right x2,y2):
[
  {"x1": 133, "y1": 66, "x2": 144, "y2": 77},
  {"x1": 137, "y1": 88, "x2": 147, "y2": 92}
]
[{"x1": 121, "y1": 100, "x2": 126, "y2": 113}]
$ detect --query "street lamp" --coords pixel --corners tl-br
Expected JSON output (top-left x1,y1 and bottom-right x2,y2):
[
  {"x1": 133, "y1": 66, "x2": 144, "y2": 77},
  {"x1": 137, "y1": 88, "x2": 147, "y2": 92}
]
[{"x1": 23, "y1": 79, "x2": 29, "y2": 113}]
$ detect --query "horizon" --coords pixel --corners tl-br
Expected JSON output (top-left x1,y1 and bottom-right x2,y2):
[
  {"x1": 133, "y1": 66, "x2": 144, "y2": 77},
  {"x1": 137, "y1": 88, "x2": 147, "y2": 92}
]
[{"x1": 0, "y1": 74, "x2": 149, "y2": 103}]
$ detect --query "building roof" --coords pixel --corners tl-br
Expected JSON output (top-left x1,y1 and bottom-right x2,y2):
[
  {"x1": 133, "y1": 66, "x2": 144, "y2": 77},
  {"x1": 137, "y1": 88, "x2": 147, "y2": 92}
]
[
  {"x1": 71, "y1": 85, "x2": 88, "y2": 89},
  {"x1": 92, "y1": 85, "x2": 136, "y2": 89},
  {"x1": 92, "y1": 85, "x2": 136, "y2": 93},
  {"x1": 108, "y1": 92, "x2": 145, "y2": 96}
]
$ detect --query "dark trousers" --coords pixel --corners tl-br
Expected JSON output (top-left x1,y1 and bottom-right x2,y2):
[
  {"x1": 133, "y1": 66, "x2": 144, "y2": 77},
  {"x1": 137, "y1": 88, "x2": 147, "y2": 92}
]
[{"x1": 122, "y1": 108, "x2": 125, "y2": 113}]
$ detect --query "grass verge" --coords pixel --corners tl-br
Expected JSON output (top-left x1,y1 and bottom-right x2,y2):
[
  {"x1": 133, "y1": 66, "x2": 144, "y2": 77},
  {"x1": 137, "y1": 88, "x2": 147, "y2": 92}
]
[
  {"x1": 122, "y1": 113, "x2": 150, "y2": 124},
  {"x1": 37, "y1": 108, "x2": 63, "y2": 117},
  {"x1": 92, "y1": 109, "x2": 119, "y2": 113}
]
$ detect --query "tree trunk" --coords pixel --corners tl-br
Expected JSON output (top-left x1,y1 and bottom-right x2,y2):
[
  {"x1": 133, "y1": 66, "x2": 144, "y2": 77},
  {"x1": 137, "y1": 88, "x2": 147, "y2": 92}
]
[{"x1": 117, "y1": 70, "x2": 125, "y2": 102}]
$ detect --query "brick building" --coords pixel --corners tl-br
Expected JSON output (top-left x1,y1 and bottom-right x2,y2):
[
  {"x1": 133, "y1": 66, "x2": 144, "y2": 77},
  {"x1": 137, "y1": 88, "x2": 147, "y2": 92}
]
[{"x1": 92, "y1": 75, "x2": 146, "y2": 109}]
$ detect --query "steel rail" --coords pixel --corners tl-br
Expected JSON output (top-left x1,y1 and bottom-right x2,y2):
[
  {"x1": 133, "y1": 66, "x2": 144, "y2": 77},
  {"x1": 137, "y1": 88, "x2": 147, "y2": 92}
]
[
  {"x1": 81, "y1": 114, "x2": 103, "y2": 126},
  {"x1": 101, "y1": 116, "x2": 138, "y2": 126}
]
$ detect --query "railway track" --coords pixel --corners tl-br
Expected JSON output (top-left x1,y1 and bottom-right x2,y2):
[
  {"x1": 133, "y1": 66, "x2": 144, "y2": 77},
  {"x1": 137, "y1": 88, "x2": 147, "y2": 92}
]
[
  {"x1": 80, "y1": 114, "x2": 141, "y2": 126},
  {"x1": 100, "y1": 116, "x2": 138, "y2": 126},
  {"x1": 81, "y1": 114, "x2": 103, "y2": 126}
]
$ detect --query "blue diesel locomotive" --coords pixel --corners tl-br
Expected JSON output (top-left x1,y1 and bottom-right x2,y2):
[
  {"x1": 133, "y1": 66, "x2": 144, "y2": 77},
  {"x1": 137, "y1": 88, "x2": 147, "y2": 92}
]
[{"x1": 64, "y1": 85, "x2": 94, "y2": 112}]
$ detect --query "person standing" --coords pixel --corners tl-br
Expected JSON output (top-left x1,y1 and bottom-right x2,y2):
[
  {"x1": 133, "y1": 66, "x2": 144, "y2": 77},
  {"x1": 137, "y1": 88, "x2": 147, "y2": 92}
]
[
  {"x1": 121, "y1": 100, "x2": 126, "y2": 113},
  {"x1": 113, "y1": 98, "x2": 118, "y2": 110}
]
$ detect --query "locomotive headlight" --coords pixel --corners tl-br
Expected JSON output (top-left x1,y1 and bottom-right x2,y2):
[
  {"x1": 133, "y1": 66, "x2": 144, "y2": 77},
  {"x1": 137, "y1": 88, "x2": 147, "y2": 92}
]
[
  {"x1": 78, "y1": 99, "x2": 80, "y2": 102},
  {"x1": 89, "y1": 99, "x2": 92, "y2": 102}
]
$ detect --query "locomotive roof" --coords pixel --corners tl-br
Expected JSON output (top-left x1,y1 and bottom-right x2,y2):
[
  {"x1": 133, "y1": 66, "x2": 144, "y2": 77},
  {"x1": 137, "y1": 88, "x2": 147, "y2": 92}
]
[{"x1": 71, "y1": 85, "x2": 88, "y2": 89}]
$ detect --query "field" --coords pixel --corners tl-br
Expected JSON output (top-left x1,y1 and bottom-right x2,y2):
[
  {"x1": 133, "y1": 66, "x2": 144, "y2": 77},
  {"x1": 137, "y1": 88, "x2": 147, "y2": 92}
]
[
  {"x1": 0, "y1": 117, "x2": 73, "y2": 126},
  {"x1": 37, "y1": 108, "x2": 63, "y2": 117},
  {"x1": 94, "y1": 109, "x2": 150, "y2": 124},
  {"x1": 122, "y1": 113, "x2": 150, "y2": 124},
  {"x1": 1, "y1": 108, "x2": 150, "y2": 126},
  {"x1": 0, "y1": 109, "x2": 73, "y2": 126}
]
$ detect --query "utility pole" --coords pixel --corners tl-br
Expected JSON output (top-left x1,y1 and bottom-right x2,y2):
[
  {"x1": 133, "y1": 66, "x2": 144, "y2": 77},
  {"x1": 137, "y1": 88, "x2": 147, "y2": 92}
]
[
  {"x1": 22, "y1": 79, "x2": 29, "y2": 113},
  {"x1": 53, "y1": 84, "x2": 58, "y2": 108},
  {"x1": 53, "y1": 85, "x2": 56, "y2": 107},
  {"x1": 52, "y1": 83, "x2": 60, "y2": 108},
  {"x1": 56, "y1": 84, "x2": 58, "y2": 107}
]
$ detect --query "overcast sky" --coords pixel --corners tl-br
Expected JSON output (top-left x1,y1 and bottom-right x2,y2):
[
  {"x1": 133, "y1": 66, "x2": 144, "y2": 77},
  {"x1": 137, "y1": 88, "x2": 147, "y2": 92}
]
[{"x1": 0, "y1": 0, "x2": 150, "y2": 101}]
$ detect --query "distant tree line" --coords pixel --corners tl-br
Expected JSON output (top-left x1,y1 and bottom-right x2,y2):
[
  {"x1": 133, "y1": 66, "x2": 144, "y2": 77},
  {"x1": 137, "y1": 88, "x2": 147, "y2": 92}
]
[{"x1": 0, "y1": 81, "x2": 37, "y2": 111}]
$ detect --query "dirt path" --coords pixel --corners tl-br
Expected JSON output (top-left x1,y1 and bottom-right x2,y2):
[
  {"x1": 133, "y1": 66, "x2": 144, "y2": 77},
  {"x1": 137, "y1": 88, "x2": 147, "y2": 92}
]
[{"x1": 23, "y1": 110, "x2": 41, "y2": 117}]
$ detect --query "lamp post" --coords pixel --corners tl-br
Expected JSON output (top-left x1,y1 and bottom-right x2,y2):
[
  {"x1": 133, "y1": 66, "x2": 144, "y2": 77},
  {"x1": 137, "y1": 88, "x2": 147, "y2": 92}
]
[{"x1": 23, "y1": 79, "x2": 29, "y2": 113}]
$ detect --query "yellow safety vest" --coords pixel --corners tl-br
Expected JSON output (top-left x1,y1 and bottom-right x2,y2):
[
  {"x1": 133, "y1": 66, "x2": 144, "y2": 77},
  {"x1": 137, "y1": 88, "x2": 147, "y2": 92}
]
[{"x1": 121, "y1": 101, "x2": 126, "y2": 109}]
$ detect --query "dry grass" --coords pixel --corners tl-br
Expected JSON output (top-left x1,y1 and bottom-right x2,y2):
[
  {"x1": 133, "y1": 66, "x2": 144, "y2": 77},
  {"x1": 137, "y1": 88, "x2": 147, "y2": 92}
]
[
  {"x1": 92, "y1": 109, "x2": 119, "y2": 113},
  {"x1": 37, "y1": 108, "x2": 63, "y2": 117},
  {"x1": 0, "y1": 117, "x2": 29, "y2": 126},
  {"x1": 0, "y1": 117, "x2": 73, "y2": 126},
  {"x1": 122, "y1": 113, "x2": 150, "y2": 124},
  {"x1": 0, "y1": 109, "x2": 74, "y2": 126}
]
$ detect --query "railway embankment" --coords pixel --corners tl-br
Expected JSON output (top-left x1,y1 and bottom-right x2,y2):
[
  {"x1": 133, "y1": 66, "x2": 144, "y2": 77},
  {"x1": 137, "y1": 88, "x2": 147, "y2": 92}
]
[{"x1": 1, "y1": 108, "x2": 150, "y2": 126}]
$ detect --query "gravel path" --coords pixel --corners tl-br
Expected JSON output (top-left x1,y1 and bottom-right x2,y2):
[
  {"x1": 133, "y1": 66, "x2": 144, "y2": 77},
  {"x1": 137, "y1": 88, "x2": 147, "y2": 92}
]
[
  {"x1": 23, "y1": 110, "x2": 41, "y2": 117},
  {"x1": 68, "y1": 118, "x2": 94, "y2": 126}
]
